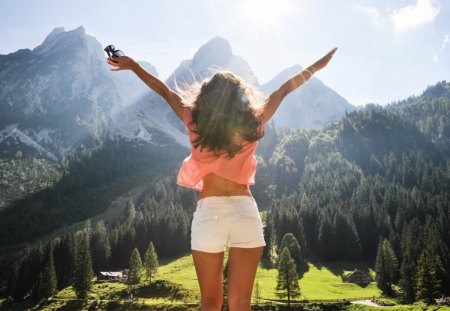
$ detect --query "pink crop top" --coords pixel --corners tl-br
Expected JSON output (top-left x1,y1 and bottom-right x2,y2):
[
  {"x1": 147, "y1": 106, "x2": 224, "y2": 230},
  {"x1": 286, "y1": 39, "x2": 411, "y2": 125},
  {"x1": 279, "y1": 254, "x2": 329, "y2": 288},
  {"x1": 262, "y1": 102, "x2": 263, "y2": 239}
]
[{"x1": 176, "y1": 108, "x2": 264, "y2": 191}]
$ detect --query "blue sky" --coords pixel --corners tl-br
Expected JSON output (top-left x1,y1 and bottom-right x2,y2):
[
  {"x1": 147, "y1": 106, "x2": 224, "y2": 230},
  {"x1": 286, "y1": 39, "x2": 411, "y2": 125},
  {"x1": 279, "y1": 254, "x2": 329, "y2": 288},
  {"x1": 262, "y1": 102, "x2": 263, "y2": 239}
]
[{"x1": 0, "y1": 0, "x2": 448, "y2": 106}]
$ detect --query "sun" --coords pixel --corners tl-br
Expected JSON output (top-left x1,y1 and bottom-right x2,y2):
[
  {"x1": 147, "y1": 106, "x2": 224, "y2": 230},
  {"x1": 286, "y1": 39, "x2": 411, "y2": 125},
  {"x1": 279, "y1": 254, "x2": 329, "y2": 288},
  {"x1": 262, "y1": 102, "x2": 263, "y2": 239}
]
[{"x1": 240, "y1": 0, "x2": 292, "y2": 25}]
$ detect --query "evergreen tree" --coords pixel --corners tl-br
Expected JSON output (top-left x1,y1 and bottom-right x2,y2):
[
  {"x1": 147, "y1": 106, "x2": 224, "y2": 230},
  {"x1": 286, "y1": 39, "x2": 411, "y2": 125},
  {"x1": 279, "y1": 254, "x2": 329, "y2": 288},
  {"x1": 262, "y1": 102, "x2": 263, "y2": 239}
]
[
  {"x1": 11, "y1": 245, "x2": 43, "y2": 301},
  {"x1": 126, "y1": 198, "x2": 136, "y2": 222},
  {"x1": 318, "y1": 216, "x2": 336, "y2": 260},
  {"x1": 91, "y1": 220, "x2": 111, "y2": 274},
  {"x1": 143, "y1": 241, "x2": 158, "y2": 284},
  {"x1": 375, "y1": 239, "x2": 398, "y2": 296},
  {"x1": 53, "y1": 235, "x2": 75, "y2": 289},
  {"x1": 399, "y1": 254, "x2": 416, "y2": 303},
  {"x1": 30, "y1": 272, "x2": 42, "y2": 302},
  {"x1": 275, "y1": 247, "x2": 300, "y2": 307},
  {"x1": 127, "y1": 248, "x2": 142, "y2": 291},
  {"x1": 38, "y1": 244, "x2": 57, "y2": 299},
  {"x1": 398, "y1": 220, "x2": 422, "y2": 303},
  {"x1": 72, "y1": 230, "x2": 93, "y2": 300},
  {"x1": 415, "y1": 250, "x2": 442, "y2": 304},
  {"x1": 279, "y1": 233, "x2": 307, "y2": 276},
  {"x1": 11, "y1": 256, "x2": 28, "y2": 301},
  {"x1": 262, "y1": 215, "x2": 274, "y2": 260}
]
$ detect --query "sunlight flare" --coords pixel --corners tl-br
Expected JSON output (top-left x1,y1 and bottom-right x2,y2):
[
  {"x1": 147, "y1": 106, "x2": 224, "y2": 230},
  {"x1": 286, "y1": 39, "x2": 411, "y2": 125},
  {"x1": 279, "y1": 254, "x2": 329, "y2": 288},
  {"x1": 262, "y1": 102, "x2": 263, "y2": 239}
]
[{"x1": 240, "y1": 0, "x2": 292, "y2": 25}]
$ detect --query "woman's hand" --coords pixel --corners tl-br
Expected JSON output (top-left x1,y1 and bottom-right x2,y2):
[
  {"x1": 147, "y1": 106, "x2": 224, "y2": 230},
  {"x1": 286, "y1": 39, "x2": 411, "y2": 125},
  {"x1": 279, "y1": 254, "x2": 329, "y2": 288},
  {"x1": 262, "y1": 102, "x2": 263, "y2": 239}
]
[
  {"x1": 308, "y1": 47, "x2": 337, "y2": 73},
  {"x1": 106, "y1": 56, "x2": 137, "y2": 71}
]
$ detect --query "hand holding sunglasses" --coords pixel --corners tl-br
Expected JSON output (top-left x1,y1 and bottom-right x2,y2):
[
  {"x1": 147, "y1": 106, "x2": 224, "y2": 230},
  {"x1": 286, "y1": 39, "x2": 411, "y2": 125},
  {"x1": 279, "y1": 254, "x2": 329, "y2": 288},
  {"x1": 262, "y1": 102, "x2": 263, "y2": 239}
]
[
  {"x1": 104, "y1": 44, "x2": 136, "y2": 71},
  {"x1": 104, "y1": 44, "x2": 125, "y2": 62}
]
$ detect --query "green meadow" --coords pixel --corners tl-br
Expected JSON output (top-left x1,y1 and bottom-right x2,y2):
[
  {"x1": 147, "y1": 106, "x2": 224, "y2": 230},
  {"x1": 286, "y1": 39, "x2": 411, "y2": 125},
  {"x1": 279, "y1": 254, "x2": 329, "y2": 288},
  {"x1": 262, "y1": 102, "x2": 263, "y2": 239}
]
[
  {"x1": 155, "y1": 251, "x2": 381, "y2": 302},
  {"x1": 5, "y1": 250, "x2": 450, "y2": 310}
]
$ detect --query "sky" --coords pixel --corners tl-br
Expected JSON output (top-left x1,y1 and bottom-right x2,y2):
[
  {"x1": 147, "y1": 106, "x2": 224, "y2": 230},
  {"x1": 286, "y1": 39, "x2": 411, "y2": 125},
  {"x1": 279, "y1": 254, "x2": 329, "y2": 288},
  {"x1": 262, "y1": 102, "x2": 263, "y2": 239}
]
[{"x1": 0, "y1": 0, "x2": 449, "y2": 106}]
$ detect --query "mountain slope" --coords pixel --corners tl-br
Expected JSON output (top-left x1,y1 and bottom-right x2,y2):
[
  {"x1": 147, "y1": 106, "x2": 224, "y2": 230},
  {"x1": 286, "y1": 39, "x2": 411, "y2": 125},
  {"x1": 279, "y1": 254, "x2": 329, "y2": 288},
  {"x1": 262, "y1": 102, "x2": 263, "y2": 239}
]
[
  {"x1": 0, "y1": 26, "x2": 154, "y2": 158},
  {"x1": 261, "y1": 65, "x2": 355, "y2": 129}
]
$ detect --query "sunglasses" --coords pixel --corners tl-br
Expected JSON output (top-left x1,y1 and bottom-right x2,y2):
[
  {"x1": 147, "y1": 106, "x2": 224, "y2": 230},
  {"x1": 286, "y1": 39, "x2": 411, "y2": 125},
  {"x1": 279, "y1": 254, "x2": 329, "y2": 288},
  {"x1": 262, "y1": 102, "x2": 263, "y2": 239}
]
[{"x1": 104, "y1": 45, "x2": 125, "y2": 60}]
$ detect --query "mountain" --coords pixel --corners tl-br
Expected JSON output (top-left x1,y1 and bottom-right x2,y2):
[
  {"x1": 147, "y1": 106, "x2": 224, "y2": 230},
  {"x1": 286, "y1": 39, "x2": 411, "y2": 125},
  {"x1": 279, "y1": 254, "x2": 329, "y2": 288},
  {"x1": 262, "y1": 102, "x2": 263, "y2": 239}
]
[
  {"x1": 0, "y1": 28, "x2": 355, "y2": 159},
  {"x1": 112, "y1": 36, "x2": 260, "y2": 146},
  {"x1": 261, "y1": 65, "x2": 355, "y2": 129},
  {"x1": 0, "y1": 26, "x2": 155, "y2": 158}
]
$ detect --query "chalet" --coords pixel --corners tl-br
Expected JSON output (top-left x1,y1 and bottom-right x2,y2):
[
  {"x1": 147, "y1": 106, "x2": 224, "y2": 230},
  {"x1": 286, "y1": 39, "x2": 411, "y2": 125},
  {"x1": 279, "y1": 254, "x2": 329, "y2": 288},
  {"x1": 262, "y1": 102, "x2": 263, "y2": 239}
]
[
  {"x1": 342, "y1": 269, "x2": 372, "y2": 284},
  {"x1": 98, "y1": 271, "x2": 128, "y2": 282}
]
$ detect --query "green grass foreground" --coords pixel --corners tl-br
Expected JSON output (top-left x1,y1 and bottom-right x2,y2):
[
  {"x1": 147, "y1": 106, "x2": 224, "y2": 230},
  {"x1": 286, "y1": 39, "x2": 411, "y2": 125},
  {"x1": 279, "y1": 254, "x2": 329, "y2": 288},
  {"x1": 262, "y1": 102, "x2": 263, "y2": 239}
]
[
  {"x1": 4, "y1": 251, "x2": 449, "y2": 310},
  {"x1": 156, "y1": 252, "x2": 381, "y2": 301}
]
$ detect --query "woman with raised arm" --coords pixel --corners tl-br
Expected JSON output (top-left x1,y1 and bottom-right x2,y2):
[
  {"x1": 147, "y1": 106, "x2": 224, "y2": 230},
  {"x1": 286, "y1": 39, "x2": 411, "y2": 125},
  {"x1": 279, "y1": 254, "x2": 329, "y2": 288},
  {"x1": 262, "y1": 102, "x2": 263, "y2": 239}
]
[{"x1": 107, "y1": 46, "x2": 337, "y2": 311}]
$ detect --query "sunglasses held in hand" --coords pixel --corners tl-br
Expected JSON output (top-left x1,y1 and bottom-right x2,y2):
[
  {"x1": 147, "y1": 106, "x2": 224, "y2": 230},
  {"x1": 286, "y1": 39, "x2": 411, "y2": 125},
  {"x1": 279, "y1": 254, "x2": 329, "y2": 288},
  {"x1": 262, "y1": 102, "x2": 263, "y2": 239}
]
[{"x1": 104, "y1": 45, "x2": 125, "y2": 62}]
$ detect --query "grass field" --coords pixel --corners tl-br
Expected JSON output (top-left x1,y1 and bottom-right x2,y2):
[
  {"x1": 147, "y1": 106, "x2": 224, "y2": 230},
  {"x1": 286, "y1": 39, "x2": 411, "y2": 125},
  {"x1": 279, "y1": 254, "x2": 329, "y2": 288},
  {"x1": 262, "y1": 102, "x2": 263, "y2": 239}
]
[
  {"x1": 5, "y1": 250, "x2": 449, "y2": 310},
  {"x1": 154, "y1": 249, "x2": 381, "y2": 302}
]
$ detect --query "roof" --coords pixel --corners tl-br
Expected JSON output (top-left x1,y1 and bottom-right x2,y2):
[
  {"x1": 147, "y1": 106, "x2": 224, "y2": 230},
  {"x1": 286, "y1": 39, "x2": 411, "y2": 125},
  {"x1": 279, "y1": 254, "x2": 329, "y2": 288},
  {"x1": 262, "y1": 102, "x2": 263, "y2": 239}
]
[{"x1": 99, "y1": 271, "x2": 125, "y2": 277}]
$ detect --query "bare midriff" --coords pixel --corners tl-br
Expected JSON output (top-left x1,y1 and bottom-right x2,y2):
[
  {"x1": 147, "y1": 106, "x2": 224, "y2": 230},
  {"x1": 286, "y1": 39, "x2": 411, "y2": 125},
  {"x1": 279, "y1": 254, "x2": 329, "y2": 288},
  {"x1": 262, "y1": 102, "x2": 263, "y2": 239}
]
[{"x1": 199, "y1": 173, "x2": 252, "y2": 199}]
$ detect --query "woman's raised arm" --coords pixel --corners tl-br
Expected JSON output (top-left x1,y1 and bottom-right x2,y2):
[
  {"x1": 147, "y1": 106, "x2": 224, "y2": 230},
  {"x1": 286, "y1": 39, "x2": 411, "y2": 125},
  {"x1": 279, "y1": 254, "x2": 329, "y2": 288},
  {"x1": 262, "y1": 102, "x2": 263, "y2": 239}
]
[
  {"x1": 261, "y1": 47, "x2": 337, "y2": 124},
  {"x1": 106, "y1": 56, "x2": 184, "y2": 120}
]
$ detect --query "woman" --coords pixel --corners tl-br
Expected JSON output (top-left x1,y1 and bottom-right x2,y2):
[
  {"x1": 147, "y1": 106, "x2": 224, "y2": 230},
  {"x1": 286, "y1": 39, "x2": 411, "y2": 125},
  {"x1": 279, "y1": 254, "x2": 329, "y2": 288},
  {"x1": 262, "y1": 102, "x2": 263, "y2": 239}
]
[{"x1": 107, "y1": 46, "x2": 336, "y2": 311}]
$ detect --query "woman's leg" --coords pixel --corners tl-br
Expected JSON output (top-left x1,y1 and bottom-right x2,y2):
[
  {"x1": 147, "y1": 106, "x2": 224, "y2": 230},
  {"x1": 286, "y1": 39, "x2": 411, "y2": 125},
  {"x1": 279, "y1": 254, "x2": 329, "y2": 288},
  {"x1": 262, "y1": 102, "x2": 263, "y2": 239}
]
[
  {"x1": 192, "y1": 249, "x2": 225, "y2": 311},
  {"x1": 227, "y1": 246, "x2": 264, "y2": 311}
]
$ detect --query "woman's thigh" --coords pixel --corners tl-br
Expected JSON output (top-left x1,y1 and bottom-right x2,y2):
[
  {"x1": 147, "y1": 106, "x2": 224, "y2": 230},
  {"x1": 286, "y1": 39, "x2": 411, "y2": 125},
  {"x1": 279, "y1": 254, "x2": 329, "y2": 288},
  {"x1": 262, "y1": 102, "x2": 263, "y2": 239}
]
[
  {"x1": 191, "y1": 250, "x2": 225, "y2": 303},
  {"x1": 227, "y1": 246, "x2": 264, "y2": 309}
]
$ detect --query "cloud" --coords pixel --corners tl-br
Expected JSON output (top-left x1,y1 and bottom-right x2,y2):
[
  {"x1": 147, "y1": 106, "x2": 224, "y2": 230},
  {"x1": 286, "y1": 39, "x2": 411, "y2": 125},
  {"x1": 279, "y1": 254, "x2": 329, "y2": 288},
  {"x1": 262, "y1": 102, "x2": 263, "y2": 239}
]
[
  {"x1": 433, "y1": 54, "x2": 439, "y2": 62},
  {"x1": 390, "y1": 0, "x2": 440, "y2": 34},
  {"x1": 354, "y1": 4, "x2": 382, "y2": 27},
  {"x1": 443, "y1": 34, "x2": 449, "y2": 49}
]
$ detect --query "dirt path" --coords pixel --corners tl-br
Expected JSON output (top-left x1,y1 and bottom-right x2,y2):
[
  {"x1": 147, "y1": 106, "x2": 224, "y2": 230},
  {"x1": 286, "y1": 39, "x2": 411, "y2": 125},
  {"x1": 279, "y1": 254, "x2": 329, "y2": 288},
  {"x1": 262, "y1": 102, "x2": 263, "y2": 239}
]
[{"x1": 350, "y1": 299, "x2": 380, "y2": 307}]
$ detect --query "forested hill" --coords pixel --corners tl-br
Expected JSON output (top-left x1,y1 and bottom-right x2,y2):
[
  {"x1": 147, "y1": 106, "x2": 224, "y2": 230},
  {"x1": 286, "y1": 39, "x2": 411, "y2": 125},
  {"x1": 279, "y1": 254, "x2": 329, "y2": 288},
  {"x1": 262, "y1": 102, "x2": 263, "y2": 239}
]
[
  {"x1": 258, "y1": 80, "x2": 450, "y2": 301},
  {"x1": 386, "y1": 80, "x2": 450, "y2": 154},
  {"x1": 1, "y1": 81, "x2": 449, "y2": 303}
]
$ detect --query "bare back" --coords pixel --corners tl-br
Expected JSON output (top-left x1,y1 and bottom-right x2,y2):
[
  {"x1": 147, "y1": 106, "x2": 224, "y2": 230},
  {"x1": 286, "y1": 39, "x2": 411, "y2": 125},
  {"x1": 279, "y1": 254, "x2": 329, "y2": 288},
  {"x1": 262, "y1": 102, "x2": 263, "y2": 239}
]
[{"x1": 200, "y1": 173, "x2": 252, "y2": 199}]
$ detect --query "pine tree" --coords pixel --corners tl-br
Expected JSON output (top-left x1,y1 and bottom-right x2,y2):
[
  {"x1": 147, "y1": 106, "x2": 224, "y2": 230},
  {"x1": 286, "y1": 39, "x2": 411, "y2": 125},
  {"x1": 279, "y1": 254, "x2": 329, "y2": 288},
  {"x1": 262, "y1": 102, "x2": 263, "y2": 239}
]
[
  {"x1": 126, "y1": 198, "x2": 136, "y2": 222},
  {"x1": 38, "y1": 244, "x2": 57, "y2": 299},
  {"x1": 279, "y1": 233, "x2": 307, "y2": 276},
  {"x1": 276, "y1": 247, "x2": 300, "y2": 307},
  {"x1": 398, "y1": 221, "x2": 421, "y2": 303},
  {"x1": 415, "y1": 250, "x2": 442, "y2": 304},
  {"x1": 375, "y1": 239, "x2": 398, "y2": 296},
  {"x1": 399, "y1": 254, "x2": 415, "y2": 303},
  {"x1": 318, "y1": 216, "x2": 336, "y2": 260},
  {"x1": 53, "y1": 235, "x2": 75, "y2": 289},
  {"x1": 262, "y1": 214, "x2": 273, "y2": 260},
  {"x1": 91, "y1": 220, "x2": 111, "y2": 274},
  {"x1": 143, "y1": 241, "x2": 158, "y2": 284},
  {"x1": 72, "y1": 230, "x2": 93, "y2": 300},
  {"x1": 127, "y1": 248, "x2": 142, "y2": 290}
]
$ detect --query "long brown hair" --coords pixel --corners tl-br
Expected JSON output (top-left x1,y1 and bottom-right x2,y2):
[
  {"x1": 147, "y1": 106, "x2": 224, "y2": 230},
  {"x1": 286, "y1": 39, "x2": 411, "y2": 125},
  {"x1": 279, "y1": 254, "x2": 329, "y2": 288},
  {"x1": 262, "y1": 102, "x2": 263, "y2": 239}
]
[{"x1": 182, "y1": 71, "x2": 265, "y2": 158}]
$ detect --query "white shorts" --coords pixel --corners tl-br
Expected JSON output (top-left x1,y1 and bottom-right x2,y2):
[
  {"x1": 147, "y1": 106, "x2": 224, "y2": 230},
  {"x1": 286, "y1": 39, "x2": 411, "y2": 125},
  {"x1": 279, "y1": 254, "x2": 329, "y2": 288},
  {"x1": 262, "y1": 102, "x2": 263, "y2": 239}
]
[{"x1": 191, "y1": 195, "x2": 266, "y2": 253}]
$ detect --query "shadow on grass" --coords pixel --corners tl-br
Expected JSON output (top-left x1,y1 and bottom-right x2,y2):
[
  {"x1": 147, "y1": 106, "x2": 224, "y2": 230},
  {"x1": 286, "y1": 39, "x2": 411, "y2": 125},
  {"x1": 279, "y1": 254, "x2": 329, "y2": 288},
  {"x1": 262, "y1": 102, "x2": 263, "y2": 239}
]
[{"x1": 158, "y1": 251, "x2": 192, "y2": 266}]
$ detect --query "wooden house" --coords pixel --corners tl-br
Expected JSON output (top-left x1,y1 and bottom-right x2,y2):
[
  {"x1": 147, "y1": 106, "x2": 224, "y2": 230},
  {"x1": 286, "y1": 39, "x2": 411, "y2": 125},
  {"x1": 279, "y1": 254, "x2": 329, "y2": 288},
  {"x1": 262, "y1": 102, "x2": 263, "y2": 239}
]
[{"x1": 342, "y1": 269, "x2": 372, "y2": 284}]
